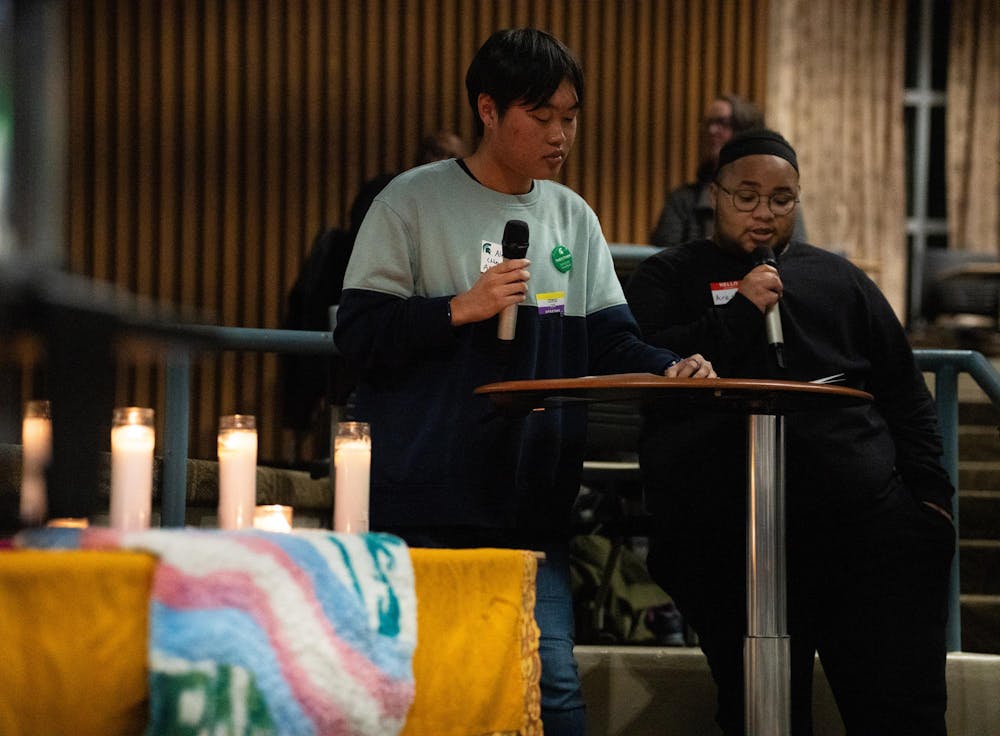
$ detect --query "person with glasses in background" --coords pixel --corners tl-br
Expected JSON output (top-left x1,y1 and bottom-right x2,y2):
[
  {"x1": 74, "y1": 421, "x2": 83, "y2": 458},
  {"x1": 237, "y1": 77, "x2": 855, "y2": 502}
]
[
  {"x1": 649, "y1": 94, "x2": 806, "y2": 248},
  {"x1": 626, "y1": 129, "x2": 955, "y2": 735}
]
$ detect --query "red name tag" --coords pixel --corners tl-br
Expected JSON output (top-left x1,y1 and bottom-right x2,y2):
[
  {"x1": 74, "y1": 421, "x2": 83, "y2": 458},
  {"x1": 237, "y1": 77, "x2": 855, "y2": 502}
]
[{"x1": 710, "y1": 280, "x2": 739, "y2": 305}]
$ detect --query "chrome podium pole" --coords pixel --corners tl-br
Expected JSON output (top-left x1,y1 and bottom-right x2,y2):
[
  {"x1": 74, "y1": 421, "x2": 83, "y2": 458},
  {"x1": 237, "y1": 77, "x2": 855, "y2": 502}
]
[{"x1": 746, "y1": 413, "x2": 790, "y2": 734}]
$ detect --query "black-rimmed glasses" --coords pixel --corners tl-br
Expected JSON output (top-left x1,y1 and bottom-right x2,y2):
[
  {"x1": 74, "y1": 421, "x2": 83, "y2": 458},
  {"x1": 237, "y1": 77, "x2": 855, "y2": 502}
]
[{"x1": 715, "y1": 183, "x2": 799, "y2": 216}]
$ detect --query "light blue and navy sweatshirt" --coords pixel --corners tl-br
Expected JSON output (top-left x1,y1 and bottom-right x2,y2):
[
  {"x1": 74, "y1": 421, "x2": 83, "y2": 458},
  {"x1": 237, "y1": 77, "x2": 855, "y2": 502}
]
[{"x1": 334, "y1": 159, "x2": 679, "y2": 540}]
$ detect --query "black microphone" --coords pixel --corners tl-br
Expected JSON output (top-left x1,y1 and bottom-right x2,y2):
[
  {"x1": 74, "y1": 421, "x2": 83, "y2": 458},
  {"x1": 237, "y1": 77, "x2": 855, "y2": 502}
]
[
  {"x1": 497, "y1": 220, "x2": 530, "y2": 341},
  {"x1": 752, "y1": 246, "x2": 785, "y2": 369}
]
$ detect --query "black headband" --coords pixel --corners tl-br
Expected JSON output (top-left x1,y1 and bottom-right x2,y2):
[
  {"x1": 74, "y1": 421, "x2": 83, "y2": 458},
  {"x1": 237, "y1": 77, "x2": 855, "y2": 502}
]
[{"x1": 717, "y1": 129, "x2": 799, "y2": 173}]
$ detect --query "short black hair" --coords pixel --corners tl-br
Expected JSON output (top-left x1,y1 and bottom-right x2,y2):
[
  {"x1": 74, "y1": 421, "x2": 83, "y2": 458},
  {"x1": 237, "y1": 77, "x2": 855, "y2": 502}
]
[{"x1": 465, "y1": 28, "x2": 584, "y2": 138}]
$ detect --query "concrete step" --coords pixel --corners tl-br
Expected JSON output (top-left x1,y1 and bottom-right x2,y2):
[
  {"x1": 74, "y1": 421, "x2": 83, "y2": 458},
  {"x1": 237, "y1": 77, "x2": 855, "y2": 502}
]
[
  {"x1": 959, "y1": 425, "x2": 1000, "y2": 461},
  {"x1": 961, "y1": 595, "x2": 1000, "y2": 655},
  {"x1": 960, "y1": 462, "x2": 1000, "y2": 493},
  {"x1": 959, "y1": 400, "x2": 1000, "y2": 427},
  {"x1": 575, "y1": 645, "x2": 1000, "y2": 735},
  {"x1": 959, "y1": 540, "x2": 1000, "y2": 596},
  {"x1": 959, "y1": 491, "x2": 1000, "y2": 539}
]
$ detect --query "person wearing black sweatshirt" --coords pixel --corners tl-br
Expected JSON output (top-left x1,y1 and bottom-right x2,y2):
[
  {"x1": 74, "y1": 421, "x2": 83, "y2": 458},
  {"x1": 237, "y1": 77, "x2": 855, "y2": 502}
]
[{"x1": 626, "y1": 129, "x2": 955, "y2": 735}]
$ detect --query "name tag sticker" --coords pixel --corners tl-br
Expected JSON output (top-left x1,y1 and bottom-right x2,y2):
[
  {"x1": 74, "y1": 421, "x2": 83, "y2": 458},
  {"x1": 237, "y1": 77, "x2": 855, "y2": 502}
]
[
  {"x1": 537, "y1": 291, "x2": 566, "y2": 316},
  {"x1": 711, "y1": 280, "x2": 739, "y2": 305},
  {"x1": 481, "y1": 241, "x2": 503, "y2": 273}
]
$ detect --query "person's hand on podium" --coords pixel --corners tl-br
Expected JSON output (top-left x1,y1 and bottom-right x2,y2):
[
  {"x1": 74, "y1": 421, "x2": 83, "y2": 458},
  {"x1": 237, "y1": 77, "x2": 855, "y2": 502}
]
[{"x1": 665, "y1": 353, "x2": 716, "y2": 378}]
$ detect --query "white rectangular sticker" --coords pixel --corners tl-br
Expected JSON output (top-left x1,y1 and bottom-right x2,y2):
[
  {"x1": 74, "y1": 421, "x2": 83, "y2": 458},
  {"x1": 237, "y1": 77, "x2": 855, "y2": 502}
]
[
  {"x1": 711, "y1": 280, "x2": 739, "y2": 305},
  {"x1": 481, "y1": 241, "x2": 503, "y2": 273}
]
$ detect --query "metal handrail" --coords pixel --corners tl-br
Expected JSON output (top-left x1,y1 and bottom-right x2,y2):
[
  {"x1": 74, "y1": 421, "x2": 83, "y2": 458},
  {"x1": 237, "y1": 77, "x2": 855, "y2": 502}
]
[
  {"x1": 160, "y1": 335, "x2": 997, "y2": 653},
  {"x1": 160, "y1": 326, "x2": 339, "y2": 528},
  {"x1": 914, "y1": 349, "x2": 1000, "y2": 652}
]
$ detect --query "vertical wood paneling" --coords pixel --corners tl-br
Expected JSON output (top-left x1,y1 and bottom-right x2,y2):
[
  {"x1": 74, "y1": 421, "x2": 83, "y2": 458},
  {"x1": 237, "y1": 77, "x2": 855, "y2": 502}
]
[
  {"x1": 155, "y1": 3, "x2": 172, "y2": 308},
  {"x1": 67, "y1": 3, "x2": 90, "y2": 276},
  {"x1": 65, "y1": 0, "x2": 769, "y2": 464},
  {"x1": 303, "y1": 0, "x2": 322, "y2": 233},
  {"x1": 136, "y1": 2, "x2": 156, "y2": 306},
  {"x1": 90, "y1": 0, "x2": 111, "y2": 283},
  {"x1": 439, "y1": 1, "x2": 459, "y2": 134},
  {"x1": 189, "y1": 0, "x2": 219, "y2": 457},
  {"x1": 259, "y1": 2, "x2": 282, "y2": 458},
  {"x1": 216, "y1": 0, "x2": 241, "y2": 442},
  {"x1": 180, "y1": 0, "x2": 202, "y2": 299},
  {"x1": 113, "y1": 0, "x2": 132, "y2": 292},
  {"x1": 633, "y1": 1, "x2": 654, "y2": 243}
]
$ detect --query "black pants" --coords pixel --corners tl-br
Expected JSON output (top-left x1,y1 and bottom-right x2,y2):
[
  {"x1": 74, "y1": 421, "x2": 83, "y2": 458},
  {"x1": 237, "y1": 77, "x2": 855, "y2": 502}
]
[{"x1": 649, "y1": 481, "x2": 956, "y2": 735}]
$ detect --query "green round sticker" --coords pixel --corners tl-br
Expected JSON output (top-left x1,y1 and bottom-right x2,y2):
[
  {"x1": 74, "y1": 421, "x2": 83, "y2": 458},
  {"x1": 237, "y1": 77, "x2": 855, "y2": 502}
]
[{"x1": 551, "y1": 244, "x2": 573, "y2": 273}]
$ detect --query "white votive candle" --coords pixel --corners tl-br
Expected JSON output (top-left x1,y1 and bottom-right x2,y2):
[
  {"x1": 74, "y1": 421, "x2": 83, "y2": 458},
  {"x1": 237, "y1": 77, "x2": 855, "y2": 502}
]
[
  {"x1": 333, "y1": 422, "x2": 371, "y2": 533},
  {"x1": 21, "y1": 399, "x2": 52, "y2": 524},
  {"x1": 218, "y1": 414, "x2": 258, "y2": 529},
  {"x1": 110, "y1": 407, "x2": 155, "y2": 531},
  {"x1": 254, "y1": 504, "x2": 293, "y2": 532}
]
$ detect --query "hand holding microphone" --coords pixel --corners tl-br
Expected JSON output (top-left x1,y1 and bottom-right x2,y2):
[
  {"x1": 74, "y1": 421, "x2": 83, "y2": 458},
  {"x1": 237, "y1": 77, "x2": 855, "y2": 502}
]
[
  {"x1": 448, "y1": 220, "x2": 530, "y2": 328},
  {"x1": 750, "y1": 246, "x2": 785, "y2": 368},
  {"x1": 497, "y1": 220, "x2": 530, "y2": 341}
]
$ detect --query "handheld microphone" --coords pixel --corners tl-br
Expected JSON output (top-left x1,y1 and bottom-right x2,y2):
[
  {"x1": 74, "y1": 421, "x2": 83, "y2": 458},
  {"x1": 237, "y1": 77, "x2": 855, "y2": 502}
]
[
  {"x1": 752, "y1": 246, "x2": 785, "y2": 369},
  {"x1": 497, "y1": 219, "x2": 530, "y2": 342}
]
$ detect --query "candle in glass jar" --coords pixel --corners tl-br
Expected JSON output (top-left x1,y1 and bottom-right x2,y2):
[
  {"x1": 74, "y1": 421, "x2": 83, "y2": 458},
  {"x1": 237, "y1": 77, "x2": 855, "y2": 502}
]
[
  {"x1": 218, "y1": 414, "x2": 258, "y2": 529},
  {"x1": 21, "y1": 400, "x2": 52, "y2": 524},
  {"x1": 110, "y1": 407, "x2": 155, "y2": 531},
  {"x1": 253, "y1": 504, "x2": 293, "y2": 532},
  {"x1": 47, "y1": 517, "x2": 90, "y2": 529},
  {"x1": 333, "y1": 422, "x2": 371, "y2": 533}
]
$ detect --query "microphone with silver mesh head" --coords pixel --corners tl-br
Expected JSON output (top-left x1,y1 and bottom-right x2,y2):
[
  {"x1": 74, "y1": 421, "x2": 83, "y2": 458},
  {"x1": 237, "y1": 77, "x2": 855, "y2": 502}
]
[{"x1": 752, "y1": 246, "x2": 785, "y2": 369}]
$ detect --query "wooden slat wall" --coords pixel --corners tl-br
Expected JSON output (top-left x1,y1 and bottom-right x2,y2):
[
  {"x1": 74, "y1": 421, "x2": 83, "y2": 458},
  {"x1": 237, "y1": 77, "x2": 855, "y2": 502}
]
[{"x1": 64, "y1": 0, "x2": 768, "y2": 463}]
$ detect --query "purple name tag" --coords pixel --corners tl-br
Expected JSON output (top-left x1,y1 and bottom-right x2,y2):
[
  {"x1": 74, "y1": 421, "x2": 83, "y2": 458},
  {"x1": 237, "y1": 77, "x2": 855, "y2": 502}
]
[{"x1": 537, "y1": 291, "x2": 565, "y2": 316}]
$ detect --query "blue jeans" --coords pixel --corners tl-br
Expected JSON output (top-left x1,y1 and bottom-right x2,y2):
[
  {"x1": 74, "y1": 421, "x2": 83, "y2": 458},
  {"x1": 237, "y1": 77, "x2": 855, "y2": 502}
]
[
  {"x1": 534, "y1": 543, "x2": 588, "y2": 734},
  {"x1": 385, "y1": 527, "x2": 587, "y2": 735}
]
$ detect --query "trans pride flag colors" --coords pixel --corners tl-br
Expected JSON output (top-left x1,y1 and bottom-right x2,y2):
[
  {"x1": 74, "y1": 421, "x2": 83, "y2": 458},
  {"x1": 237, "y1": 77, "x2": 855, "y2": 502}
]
[{"x1": 21, "y1": 527, "x2": 417, "y2": 735}]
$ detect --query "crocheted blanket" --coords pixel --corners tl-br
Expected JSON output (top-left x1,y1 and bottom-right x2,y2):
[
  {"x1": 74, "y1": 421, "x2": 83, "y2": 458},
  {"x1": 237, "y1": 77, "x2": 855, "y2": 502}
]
[{"x1": 20, "y1": 528, "x2": 416, "y2": 736}]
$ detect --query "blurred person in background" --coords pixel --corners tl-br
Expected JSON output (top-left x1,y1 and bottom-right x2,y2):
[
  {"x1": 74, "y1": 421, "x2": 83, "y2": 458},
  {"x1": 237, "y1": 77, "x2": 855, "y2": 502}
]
[{"x1": 650, "y1": 93, "x2": 805, "y2": 247}]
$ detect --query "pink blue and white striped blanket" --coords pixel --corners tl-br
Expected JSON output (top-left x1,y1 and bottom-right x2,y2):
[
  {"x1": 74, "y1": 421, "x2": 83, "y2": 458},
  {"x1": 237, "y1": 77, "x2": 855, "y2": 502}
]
[{"x1": 19, "y1": 527, "x2": 416, "y2": 735}]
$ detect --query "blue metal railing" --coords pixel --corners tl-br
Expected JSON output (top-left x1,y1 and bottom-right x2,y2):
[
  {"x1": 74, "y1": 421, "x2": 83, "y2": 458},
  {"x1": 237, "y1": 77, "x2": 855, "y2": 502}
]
[
  {"x1": 159, "y1": 333, "x2": 1000, "y2": 652},
  {"x1": 160, "y1": 327, "x2": 339, "y2": 530},
  {"x1": 914, "y1": 349, "x2": 1000, "y2": 652}
]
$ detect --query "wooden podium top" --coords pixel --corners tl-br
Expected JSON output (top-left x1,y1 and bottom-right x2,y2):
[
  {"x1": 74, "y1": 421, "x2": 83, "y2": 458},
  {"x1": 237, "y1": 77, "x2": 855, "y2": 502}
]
[{"x1": 475, "y1": 373, "x2": 873, "y2": 415}]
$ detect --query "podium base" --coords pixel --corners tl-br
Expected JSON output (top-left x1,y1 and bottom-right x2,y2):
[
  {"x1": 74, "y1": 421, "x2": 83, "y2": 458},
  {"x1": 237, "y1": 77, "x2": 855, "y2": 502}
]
[{"x1": 745, "y1": 635, "x2": 791, "y2": 735}]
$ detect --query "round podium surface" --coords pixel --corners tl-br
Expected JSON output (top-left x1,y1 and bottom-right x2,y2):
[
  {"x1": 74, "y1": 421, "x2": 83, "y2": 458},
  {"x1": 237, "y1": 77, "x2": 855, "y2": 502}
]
[
  {"x1": 475, "y1": 373, "x2": 872, "y2": 415},
  {"x1": 476, "y1": 372, "x2": 872, "y2": 736},
  {"x1": 476, "y1": 373, "x2": 872, "y2": 734}
]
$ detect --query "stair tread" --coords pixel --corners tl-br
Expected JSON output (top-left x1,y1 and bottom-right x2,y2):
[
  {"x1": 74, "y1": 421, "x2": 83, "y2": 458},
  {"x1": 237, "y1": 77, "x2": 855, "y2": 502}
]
[
  {"x1": 961, "y1": 593, "x2": 1000, "y2": 605},
  {"x1": 960, "y1": 539, "x2": 1000, "y2": 549}
]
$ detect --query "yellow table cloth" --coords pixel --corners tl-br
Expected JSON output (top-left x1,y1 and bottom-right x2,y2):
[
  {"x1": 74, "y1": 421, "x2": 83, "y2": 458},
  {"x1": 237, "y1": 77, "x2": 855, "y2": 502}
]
[
  {"x1": 0, "y1": 545, "x2": 540, "y2": 736},
  {"x1": 0, "y1": 550, "x2": 154, "y2": 735},
  {"x1": 404, "y1": 548, "x2": 541, "y2": 736}
]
